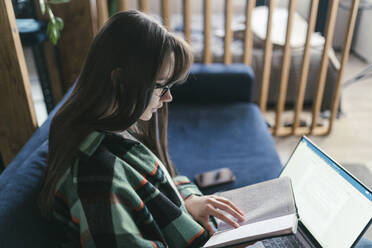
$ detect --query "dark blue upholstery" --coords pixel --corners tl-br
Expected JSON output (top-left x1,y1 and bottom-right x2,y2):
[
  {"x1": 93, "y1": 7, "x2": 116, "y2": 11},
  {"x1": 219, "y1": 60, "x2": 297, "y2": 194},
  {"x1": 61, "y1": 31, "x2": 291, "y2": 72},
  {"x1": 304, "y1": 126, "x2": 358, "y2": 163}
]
[
  {"x1": 172, "y1": 63, "x2": 255, "y2": 103},
  {"x1": 168, "y1": 103, "x2": 282, "y2": 195},
  {"x1": 0, "y1": 141, "x2": 57, "y2": 248},
  {"x1": 169, "y1": 63, "x2": 281, "y2": 194}
]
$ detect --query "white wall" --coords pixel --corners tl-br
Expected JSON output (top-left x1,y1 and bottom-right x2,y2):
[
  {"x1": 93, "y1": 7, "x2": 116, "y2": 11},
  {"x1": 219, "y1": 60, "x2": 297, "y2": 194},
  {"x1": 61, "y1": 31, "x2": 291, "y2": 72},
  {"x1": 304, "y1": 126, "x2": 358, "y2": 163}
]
[
  {"x1": 353, "y1": 10, "x2": 372, "y2": 63},
  {"x1": 333, "y1": 0, "x2": 372, "y2": 63},
  {"x1": 333, "y1": 3, "x2": 350, "y2": 50}
]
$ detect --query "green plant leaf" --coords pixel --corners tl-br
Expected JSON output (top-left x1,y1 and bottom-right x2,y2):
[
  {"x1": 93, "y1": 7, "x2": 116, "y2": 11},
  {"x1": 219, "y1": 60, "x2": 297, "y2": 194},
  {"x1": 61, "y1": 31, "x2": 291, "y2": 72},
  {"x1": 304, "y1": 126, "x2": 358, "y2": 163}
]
[
  {"x1": 46, "y1": 21, "x2": 60, "y2": 45},
  {"x1": 44, "y1": 2, "x2": 67, "y2": 45},
  {"x1": 39, "y1": 0, "x2": 46, "y2": 15},
  {"x1": 50, "y1": 26, "x2": 59, "y2": 45},
  {"x1": 54, "y1": 29, "x2": 60, "y2": 44},
  {"x1": 47, "y1": 7, "x2": 56, "y2": 24},
  {"x1": 55, "y1": 17, "x2": 64, "y2": 30},
  {"x1": 48, "y1": 0, "x2": 71, "y2": 4}
]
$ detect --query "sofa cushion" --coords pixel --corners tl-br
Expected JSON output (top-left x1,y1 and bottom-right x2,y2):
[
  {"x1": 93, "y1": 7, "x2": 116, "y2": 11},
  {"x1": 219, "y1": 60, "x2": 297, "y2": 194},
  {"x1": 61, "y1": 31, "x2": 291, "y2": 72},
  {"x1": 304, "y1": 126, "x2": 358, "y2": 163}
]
[
  {"x1": 0, "y1": 141, "x2": 57, "y2": 247},
  {"x1": 172, "y1": 63, "x2": 255, "y2": 103},
  {"x1": 168, "y1": 103, "x2": 282, "y2": 195}
]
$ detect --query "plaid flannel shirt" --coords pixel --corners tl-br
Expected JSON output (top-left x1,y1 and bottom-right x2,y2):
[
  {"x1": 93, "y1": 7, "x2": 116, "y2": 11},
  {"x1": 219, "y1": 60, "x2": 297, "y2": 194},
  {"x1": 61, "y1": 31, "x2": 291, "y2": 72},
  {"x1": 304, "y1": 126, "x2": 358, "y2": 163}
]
[{"x1": 53, "y1": 131, "x2": 209, "y2": 248}]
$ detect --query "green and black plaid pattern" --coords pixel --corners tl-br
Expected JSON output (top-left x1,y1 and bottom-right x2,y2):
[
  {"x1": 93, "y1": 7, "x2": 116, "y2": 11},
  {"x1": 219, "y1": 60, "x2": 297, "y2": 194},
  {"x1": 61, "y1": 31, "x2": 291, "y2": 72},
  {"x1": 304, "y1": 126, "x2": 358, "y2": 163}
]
[{"x1": 53, "y1": 131, "x2": 209, "y2": 248}]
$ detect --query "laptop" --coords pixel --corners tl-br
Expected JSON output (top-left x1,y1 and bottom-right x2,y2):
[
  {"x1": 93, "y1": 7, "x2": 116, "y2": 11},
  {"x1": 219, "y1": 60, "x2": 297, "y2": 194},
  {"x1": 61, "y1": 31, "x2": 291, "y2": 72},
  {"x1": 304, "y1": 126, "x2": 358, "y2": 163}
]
[{"x1": 257, "y1": 136, "x2": 372, "y2": 248}]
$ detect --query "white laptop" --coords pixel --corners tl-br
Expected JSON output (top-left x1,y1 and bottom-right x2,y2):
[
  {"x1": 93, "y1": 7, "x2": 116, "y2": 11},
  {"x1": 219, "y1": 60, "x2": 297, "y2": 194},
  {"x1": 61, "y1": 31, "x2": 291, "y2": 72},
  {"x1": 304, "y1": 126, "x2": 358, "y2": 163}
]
[{"x1": 257, "y1": 136, "x2": 372, "y2": 248}]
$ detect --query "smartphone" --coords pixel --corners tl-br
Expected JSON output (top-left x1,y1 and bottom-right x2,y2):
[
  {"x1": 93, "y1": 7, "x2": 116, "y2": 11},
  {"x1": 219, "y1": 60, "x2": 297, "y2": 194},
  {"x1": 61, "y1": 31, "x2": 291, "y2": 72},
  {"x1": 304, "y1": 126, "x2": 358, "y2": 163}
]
[{"x1": 194, "y1": 168, "x2": 235, "y2": 188}]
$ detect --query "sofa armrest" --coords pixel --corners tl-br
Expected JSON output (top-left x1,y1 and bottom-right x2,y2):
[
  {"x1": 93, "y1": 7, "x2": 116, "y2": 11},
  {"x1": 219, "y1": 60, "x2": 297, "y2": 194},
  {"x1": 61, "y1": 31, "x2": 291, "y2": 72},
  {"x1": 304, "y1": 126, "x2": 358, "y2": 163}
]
[{"x1": 172, "y1": 63, "x2": 255, "y2": 104}]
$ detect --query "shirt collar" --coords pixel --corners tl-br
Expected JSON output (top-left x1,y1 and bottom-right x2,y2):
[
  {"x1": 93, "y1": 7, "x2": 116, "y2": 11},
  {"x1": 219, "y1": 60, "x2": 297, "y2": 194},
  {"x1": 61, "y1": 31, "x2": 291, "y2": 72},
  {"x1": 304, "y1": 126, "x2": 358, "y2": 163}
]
[{"x1": 78, "y1": 131, "x2": 105, "y2": 156}]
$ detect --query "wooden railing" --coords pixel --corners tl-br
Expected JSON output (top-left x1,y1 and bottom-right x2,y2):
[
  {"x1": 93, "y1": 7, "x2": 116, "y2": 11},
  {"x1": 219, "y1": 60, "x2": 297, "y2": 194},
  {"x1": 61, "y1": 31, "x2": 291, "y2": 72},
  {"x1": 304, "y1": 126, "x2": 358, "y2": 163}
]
[
  {"x1": 0, "y1": 0, "x2": 360, "y2": 166},
  {"x1": 101, "y1": 0, "x2": 359, "y2": 137},
  {"x1": 0, "y1": 0, "x2": 38, "y2": 165}
]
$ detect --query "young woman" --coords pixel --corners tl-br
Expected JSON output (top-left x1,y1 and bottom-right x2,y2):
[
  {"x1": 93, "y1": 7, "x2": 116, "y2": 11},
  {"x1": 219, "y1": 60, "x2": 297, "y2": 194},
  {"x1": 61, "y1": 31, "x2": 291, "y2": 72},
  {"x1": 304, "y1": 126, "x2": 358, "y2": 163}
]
[{"x1": 38, "y1": 10, "x2": 244, "y2": 248}]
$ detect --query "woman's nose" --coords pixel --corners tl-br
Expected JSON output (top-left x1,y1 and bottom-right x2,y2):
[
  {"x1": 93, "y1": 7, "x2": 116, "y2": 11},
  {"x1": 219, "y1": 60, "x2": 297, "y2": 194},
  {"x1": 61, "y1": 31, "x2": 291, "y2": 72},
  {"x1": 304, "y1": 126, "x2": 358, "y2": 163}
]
[{"x1": 161, "y1": 90, "x2": 173, "y2": 103}]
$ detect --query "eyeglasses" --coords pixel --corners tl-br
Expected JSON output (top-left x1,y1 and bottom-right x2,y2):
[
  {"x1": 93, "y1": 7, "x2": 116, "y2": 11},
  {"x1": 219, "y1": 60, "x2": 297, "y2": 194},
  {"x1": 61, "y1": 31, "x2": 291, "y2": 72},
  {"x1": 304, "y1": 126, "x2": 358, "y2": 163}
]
[{"x1": 155, "y1": 83, "x2": 172, "y2": 97}]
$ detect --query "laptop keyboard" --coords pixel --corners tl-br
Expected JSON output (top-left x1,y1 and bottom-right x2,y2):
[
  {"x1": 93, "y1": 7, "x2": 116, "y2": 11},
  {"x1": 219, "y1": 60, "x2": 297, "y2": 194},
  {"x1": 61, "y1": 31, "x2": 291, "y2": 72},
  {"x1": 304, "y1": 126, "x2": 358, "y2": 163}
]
[{"x1": 262, "y1": 235, "x2": 306, "y2": 248}]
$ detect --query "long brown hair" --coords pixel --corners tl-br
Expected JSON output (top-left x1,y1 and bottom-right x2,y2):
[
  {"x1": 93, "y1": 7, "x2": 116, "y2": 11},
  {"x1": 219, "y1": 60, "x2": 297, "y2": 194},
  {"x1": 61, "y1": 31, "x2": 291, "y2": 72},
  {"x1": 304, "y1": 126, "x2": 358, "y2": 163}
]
[{"x1": 39, "y1": 10, "x2": 193, "y2": 217}]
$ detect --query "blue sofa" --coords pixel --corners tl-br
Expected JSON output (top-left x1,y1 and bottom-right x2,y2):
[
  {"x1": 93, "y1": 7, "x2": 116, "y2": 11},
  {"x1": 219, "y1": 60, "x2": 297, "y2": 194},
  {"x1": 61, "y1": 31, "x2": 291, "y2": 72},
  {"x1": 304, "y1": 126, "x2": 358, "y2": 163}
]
[
  {"x1": 0, "y1": 64, "x2": 302, "y2": 247},
  {"x1": 2, "y1": 63, "x2": 371, "y2": 247},
  {"x1": 168, "y1": 63, "x2": 282, "y2": 195}
]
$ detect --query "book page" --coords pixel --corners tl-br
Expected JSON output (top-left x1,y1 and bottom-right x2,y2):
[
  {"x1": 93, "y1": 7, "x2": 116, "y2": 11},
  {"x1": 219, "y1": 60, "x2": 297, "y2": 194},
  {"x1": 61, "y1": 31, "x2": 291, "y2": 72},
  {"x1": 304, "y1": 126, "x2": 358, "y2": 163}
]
[
  {"x1": 204, "y1": 214, "x2": 297, "y2": 248},
  {"x1": 216, "y1": 177, "x2": 296, "y2": 232}
]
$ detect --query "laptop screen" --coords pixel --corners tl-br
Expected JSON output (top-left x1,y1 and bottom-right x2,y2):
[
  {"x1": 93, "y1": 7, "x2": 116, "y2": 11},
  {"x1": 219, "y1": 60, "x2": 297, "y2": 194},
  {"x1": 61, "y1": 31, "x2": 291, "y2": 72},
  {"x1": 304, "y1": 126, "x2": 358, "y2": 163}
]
[{"x1": 280, "y1": 137, "x2": 372, "y2": 248}]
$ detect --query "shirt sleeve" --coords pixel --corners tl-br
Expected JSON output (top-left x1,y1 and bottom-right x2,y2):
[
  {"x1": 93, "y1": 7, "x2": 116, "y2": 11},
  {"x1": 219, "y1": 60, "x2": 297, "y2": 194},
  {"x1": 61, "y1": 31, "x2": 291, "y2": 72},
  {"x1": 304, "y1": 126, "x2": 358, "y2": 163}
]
[
  {"x1": 173, "y1": 175, "x2": 203, "y2": 200},
  {"x1": 76, "y1": 159, "x2": 167, "y2": 248},
  {"x1": 78, "y1": 186, "x2": 167, "y2": 248},
  {"x1": 173, "y1": 175, "x2": 218, "y2": 230},
  {"x1": 71, "y1": 132, "x2": 209, "y2": 248}
]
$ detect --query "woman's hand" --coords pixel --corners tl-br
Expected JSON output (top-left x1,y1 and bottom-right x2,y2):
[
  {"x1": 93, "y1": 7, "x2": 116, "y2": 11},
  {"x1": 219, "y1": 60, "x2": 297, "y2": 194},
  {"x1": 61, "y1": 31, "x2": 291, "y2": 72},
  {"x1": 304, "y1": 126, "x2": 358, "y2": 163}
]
[{"x1": 184, "y1": 195, "x2": 245, "y2": 236}]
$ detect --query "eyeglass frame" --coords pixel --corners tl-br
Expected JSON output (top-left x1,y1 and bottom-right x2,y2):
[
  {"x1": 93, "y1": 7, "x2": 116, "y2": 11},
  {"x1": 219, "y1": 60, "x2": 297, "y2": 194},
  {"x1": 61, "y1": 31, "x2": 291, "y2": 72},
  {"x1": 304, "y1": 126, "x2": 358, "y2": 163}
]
[{"x1": 155, "y1": 83, "x2": 172, "y2": 97}]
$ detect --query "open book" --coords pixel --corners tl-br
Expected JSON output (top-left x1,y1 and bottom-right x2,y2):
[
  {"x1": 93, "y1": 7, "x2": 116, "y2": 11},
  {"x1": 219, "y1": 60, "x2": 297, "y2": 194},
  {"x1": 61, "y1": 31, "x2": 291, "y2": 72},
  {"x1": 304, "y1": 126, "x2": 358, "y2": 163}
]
[{"x1": 203, "y1": 177, "x2": 298, "y2": 248}]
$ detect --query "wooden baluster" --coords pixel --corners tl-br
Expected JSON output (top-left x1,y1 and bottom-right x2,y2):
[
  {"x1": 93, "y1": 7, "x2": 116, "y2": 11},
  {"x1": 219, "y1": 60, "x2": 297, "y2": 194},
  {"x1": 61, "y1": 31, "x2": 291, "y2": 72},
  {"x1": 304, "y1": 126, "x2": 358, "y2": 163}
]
[
  {"x1": 161, "y1": 0, "x2": 171, "y2": 31},
  {"x1": 243, "y1": 0, "x2": 256, "y2": 66},
  {"x1": 326, "y1": 0, "x2": 360, "y2": 135},
  {"x1": 52, "y1": 0, "x2": 97, "y2": 89},
  {"x1": 310, "y1": 0, "x2": 339, "y2": 134},
  {"x1": 203, "y1": 0, "x2": 212, "y2": 64},
  {"x1": 0, "y1": 0, "x2": 38, "y2": 166},
  {"x1": 118, "y1": 0, "x2": 128, "y2": 12},
  {"x1": 259, "y1": 0, "x2": 275, "y2": 113},
  {"x1": 224, "y1": 0, "x2": 233, "y2": 65},
  {"x1": 292, "y1": 0, "x2": 319, "y2": 135},
  {"x1": 138, "y1": 0, "x2": 149, "y2": 13},
  {"x1": 183, "y1": 0, "x2": 191, "y2": 44},
  {"x1": 97, "y1": 0, "x2": 109, "y2": 28},
  {"x1": 274, "y1": 0, "x2": 296, "y2": 135}
]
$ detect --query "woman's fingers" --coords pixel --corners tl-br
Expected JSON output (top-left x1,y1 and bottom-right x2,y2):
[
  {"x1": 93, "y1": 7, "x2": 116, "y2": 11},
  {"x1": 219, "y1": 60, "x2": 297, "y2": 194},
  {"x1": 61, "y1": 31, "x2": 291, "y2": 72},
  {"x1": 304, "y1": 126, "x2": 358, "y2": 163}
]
[
  {"x1": 208, "y1": 198, "x2": 245, "y2": 222},
  {"x1": 207, "y1": 205, "x2": 240, "y2": 228},
  {"x1": 184, "y1": 195, "x2": 245, "y2": 236},
  {"x1": 202, "y1": 220, "x2": 215, "y2": 236},
  {"x1": 212, "y1": 196, "x2": 245, "y2": 216},
  {"x1": 214, "y1": 195, "x2": 244, "y2": 215}
]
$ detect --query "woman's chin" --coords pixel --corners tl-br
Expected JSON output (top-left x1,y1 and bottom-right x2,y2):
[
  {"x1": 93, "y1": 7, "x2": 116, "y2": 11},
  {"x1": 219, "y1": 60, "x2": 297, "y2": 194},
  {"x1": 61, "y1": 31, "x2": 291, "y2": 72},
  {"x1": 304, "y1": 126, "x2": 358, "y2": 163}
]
[{"x1": 139, "y1": 113, "x2": 153, "y2": 121}]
